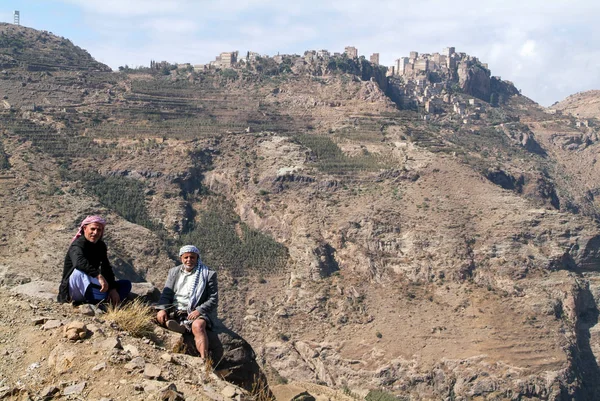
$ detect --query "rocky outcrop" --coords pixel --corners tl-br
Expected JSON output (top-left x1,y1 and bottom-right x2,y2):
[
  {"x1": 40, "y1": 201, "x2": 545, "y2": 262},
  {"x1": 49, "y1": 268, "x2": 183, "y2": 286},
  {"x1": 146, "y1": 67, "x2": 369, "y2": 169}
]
[
  {"x1": 180, "y1": 321, "x2": 271, "y2": 394},
  {"x1": 486, "y1": 169, "x2": 524, "y2": 191},
  {"x1": 458, "y1": 61, "x2": 491, "y2": 102}
]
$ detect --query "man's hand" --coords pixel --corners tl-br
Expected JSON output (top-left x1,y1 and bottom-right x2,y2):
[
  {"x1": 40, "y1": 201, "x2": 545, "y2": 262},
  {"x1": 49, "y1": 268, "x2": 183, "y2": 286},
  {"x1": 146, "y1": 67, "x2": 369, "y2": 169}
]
[
  {"x1": 188, "y1": 310, "x2": 200, "y2": 321},
  {"x1": 157, "y1": 310, "x2": 168, "y2": 325},
  {"x1": 98, "y1": 274, "x2": 109, "y2": 292},
  {"x1": 108, "y1": 289, "x2": 120, "y2": 305}
]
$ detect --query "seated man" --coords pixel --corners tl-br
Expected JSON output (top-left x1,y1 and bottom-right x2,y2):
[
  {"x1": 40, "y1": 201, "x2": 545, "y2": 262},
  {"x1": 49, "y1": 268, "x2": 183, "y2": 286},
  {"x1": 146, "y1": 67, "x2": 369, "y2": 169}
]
[
  {"x1": 57, "y1": 215, "x2": 131, "y2": 305},
  {"x1": 156, "y1": 245, "x2": 218, "y2": 360}
]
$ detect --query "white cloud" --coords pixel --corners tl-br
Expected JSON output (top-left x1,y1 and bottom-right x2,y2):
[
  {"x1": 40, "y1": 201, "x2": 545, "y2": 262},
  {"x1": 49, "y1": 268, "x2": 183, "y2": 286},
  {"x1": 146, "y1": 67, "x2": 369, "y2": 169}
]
[
  {"x1": 519, "y1": 40, "x2": 537, "y2": 58},
  {"x1": 141, "y1": 18, "x2": 199, "y2": 35}
]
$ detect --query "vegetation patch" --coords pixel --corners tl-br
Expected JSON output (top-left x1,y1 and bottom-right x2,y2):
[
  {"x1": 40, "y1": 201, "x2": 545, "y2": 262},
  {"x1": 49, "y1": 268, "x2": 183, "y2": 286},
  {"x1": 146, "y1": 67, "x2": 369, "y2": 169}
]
[
  {"x1": 294, "y1": 134, "x2": 390, "y2": 173},
  {"x1": 0, "y1": 140, "x2": 10, "y2": 170},
  {"x1": 181, "y1": 200, "x2": 288, "y2": 275},
  {"x1": 366, "y1": 390, "x2": 406, "y2": 401},
  {"x1": 61, "y1": 169, "x2": 155, "y2": 230}
]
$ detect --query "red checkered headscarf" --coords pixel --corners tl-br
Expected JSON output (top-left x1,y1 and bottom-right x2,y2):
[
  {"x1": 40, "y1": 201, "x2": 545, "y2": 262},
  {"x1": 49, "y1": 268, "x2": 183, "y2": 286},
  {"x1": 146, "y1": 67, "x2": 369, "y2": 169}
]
[{"x1": 71, "y1": 215, "x2": 107, "y2": 243}]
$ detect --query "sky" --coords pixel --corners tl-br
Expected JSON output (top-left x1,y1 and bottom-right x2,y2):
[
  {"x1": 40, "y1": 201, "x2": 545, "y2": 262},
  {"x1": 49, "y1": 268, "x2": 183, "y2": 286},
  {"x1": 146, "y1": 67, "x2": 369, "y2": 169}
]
[{"x1": 1, "y1": 0, "x2": 599, "y2": 106}]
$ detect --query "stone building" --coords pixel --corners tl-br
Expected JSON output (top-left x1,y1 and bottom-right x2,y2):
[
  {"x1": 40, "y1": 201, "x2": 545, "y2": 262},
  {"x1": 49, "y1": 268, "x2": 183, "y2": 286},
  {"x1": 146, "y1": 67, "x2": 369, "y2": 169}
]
[
  {"x1": 414, "y1": 59, "x2": 429, "y2": 73},
  {"x1": 370, "y1": 53, "x2": 380, "y2": 64},
  {"x1": 345, "y1": 46, "x2": 358, "y2": 59},
  {"x1": 220, "y1": 51, "x2": 238, "y2": 67},
  {"x1": 443, "y1": 47, "x2": 455, "y2": 57},
  {"x1": 395, "y1": 57, "x2": 409, "y2": 75}
]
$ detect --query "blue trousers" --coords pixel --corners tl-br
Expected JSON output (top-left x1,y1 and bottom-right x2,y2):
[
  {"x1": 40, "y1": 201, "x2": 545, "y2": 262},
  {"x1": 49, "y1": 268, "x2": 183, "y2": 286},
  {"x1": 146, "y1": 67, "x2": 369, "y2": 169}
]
[{"x1": 84, "y1": 280, "x2": 132, "y2": 304}]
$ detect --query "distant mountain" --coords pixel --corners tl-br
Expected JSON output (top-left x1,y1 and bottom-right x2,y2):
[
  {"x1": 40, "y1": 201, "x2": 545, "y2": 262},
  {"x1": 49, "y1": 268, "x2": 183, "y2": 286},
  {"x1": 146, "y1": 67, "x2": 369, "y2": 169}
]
[
  {"x1": 550, "y1": 89, "x2": 600, "y2": 119},
  {"x1": 0, "y1": 23, "x2": 111, "y2": 71}
]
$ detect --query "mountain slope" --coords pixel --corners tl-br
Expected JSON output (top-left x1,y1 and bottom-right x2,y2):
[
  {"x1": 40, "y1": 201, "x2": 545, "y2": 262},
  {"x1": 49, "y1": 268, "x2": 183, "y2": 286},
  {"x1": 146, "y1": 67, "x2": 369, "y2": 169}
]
[
  {"x1": 550, "y1": 90, "x2": 600, "y2": 119},
  {"x1": 1, "y1": 25, "x2": 600, "y2": 401}
]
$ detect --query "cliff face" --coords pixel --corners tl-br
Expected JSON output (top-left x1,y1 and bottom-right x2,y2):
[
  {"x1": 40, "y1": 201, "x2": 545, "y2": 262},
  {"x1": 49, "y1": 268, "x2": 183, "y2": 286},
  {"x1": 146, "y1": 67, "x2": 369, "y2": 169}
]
[
  {"x1": 1, "y1": 25, "x2": 600, "y2": 401},
  {"x1": 457, "y1": 60, "x2": 491, "y2": 102}
]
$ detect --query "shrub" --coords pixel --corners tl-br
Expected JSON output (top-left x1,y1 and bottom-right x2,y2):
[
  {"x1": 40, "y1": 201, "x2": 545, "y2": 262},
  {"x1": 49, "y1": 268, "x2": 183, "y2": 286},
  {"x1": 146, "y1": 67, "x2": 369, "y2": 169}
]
[{"x1": 104, "y1": 299, "x2": 155, "y2": 337}]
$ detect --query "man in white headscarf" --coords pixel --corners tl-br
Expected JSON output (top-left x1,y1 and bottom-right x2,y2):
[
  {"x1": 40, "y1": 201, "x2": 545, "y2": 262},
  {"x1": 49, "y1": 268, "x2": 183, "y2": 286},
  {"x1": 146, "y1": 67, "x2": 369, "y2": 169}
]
[{"x1": 156, "y1": 245, "x2": 218, "y2": 360}]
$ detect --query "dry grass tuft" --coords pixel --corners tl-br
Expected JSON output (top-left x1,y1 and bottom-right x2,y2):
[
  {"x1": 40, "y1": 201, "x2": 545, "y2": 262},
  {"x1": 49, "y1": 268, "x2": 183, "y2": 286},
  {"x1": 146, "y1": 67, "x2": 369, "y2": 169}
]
[{"x1": 104, "y1": 298, "x2": 155, "y2": 337}]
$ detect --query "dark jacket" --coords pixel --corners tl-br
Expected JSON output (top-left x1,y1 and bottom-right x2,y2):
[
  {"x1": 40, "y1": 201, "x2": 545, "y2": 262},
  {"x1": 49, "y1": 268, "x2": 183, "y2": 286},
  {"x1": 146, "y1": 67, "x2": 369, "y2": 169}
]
[
  {"x1": 57, "y1": 236, "x2": 117, "y2": 303},
  {"x1": 157, "y1": 266, "x2": 218, "y2": 328}
]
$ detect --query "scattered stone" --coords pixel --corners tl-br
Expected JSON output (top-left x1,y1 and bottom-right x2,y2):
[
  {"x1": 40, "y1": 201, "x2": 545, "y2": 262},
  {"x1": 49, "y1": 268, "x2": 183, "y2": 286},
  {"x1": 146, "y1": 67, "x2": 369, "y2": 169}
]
[
  {"x1": 99, "y1": 337, "x2": 122, "y2": 350},
  {"x1": 92, "y1": 362, "x2": 106, "y2": 372},
  {"x1": 48, "y1": 344, "x2": 77, "y2": 374},
  {"x1": 143, "y1": 363, "x2": 162, "y2": 379},
  {"x1": 87, "y1": 323, "x2": 104, "y2": 336},
  {"x1": 63, "y1": 381, "x2": 86, "y2": 396},
  {"x1": 0, "y1": 387, "x2": 11, "y2": 398},
  {"x1": 123, "y1": 344, "x2": 139, "y2": 357},
  {"x1": 41, "y1": 320, "x2": 62, "y2": 330},
  {"x1": 64, "y1": 321, "x2": 88, "y2": 341},
  {"x1": 141, "y1": 380, "x2": 163, "y2": 392},
  {"x1": 39, "y1": 385, "x2": 59, "y2": 398},
  {"x1": 271, "y1": 385, "x2": 316, "y2": 401},
  {"x1": 161, "y1": 353, "x2": 173, "y2": 363},
  {"x1": 79, "y1": 304, "x2": 95, "y2": 316},
  {"x1": 222, "y1": 385, "x2": 238, "y2": 398},
  {"x1": 27, "y1": 362, "x2": 40, "y2": 371},
  {"x1": 125, "y1": 356, "x2": 146, "y2": 371},
  {"x1": 31, "y1": 317, "x2": 50, "y2": 325},
  {"x1": 154, "y1": 383, "x2": 185, "y2": 401},
  {"x1": 158, "y1": 388, "x2": 185, "y2": 401}
]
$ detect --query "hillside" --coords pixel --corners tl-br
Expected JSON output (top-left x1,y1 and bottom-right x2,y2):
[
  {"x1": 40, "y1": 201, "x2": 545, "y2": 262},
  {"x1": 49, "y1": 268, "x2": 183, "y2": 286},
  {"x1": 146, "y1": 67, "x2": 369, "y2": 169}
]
[
  {"x1": 1, "y1": 24, "x2": 600, "y2": 401},
  {"x1": 550, "y1": 90, "x2": 600, "y2": 119},
  {"x1": 0, "y1": 22, "x2": 111, "y2": 72}
]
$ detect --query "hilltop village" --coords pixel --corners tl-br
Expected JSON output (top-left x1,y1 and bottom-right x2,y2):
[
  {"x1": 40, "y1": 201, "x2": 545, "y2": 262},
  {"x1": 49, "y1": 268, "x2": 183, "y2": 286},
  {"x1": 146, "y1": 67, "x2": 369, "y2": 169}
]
[{"x1": 150, "y1": 45, "x2": 519, "y2": 126}]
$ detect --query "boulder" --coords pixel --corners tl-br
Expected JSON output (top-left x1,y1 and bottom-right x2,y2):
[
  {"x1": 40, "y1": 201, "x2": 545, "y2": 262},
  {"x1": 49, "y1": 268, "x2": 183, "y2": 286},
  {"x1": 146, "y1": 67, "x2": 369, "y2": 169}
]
[
  {"x1": 10, "y1": 280, "x2": 55, "y2": 299},
  {"x1": 180, "y1": 320, "x2": 272, "y2": 395},
  {"x1": 64, "y1": 321, "x2": 88, "y2": 341},
  {"x1": 271, "y1": 384, "x2": 316, "y2": 401},
  {"x1": 130, "y1": 282, "x2": 161, "y2": 302},
  {"x1": 63, "y1": 382, "x2": 86, "y2": 396}
]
